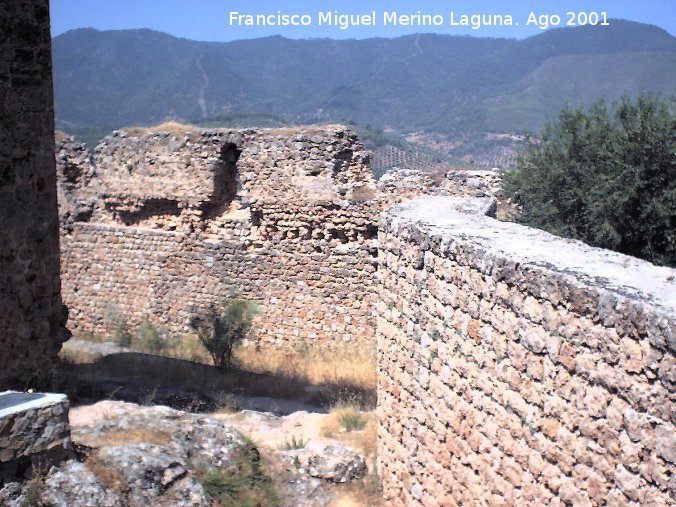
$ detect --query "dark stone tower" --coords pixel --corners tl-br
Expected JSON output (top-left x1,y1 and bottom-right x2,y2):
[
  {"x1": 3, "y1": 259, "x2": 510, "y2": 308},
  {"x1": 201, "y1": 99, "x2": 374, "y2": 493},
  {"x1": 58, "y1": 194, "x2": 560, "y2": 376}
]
[{"x1": 0, "y1": 0, "x2": 69, "y2": 389}]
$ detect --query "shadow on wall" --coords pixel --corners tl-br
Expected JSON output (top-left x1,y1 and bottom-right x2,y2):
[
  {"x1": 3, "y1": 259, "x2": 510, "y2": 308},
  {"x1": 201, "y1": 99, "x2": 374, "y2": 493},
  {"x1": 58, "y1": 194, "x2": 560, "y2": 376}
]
[{"x1": 202, "y1": 142, "x2": 241, "y2": 220}]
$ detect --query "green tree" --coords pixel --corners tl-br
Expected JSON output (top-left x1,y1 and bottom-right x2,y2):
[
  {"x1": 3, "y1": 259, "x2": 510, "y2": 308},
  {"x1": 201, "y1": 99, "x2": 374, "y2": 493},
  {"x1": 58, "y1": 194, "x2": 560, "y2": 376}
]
[
  {"x1": 504, "y1": 94, "x2": 676, "y2": 267},
  {"x1": 190, "y1": 298, "x2": 259, "y2": 369}
]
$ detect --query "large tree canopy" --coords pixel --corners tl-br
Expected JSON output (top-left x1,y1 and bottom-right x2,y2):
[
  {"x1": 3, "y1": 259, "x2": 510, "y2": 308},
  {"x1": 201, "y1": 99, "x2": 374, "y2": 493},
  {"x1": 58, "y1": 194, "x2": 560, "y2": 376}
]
[{"x1": 504, "y1": 94, "x2": 676, "y2": 267}]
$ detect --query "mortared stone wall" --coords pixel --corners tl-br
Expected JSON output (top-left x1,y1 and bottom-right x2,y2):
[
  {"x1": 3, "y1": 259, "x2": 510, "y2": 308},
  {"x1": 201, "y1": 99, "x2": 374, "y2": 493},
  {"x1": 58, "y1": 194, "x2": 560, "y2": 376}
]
[
  {"x1": 0, "y1": 0, "x2": 69, "y2": 389},
  {"x1": 377, "y1": 196, "x2": 675, "y2": 506}
]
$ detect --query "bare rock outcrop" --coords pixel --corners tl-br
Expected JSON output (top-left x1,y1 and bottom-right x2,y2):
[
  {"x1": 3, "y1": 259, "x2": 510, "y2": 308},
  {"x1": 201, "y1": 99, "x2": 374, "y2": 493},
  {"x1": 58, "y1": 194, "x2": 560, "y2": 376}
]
[
  {"x1": 1, "y1": 401, "x2": 371, "y2": 506},
  {"x1": 0, "y1": 402, "x2": 243, "y2": 506}
]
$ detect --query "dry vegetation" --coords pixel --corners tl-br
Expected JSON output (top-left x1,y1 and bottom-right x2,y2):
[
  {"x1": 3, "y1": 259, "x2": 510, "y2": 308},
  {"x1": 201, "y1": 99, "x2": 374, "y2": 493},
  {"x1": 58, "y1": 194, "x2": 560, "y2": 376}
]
[
  {"x1": 266, "y1": 124, "x2": 346, "y2": 136},
  {"x1": 329, "y1": 419, "x2": 381, "y2": 507},
  {"x1": 58, "y1": 345, "x2": 101, "y2": 364},
  {"x1": 233, "y1": 341, "x2": 377, "y2": 393},
  {"x1": 85, "y1": 456, "x2": 129, "y2": 495},
  {"x1": 92, "y1": 427, "x2": 172, "y2": 447},
  {"x1": 331, "y1": 471, "x2": 383, "y2": 507},
  {"x1": 61, "y1": 323, "x2": 380, "y2": 503},
  {"x1": 168, "y1": 333, "x2": 212, "y2": 364},
  {"x1": 117, "y1": 123, "x2": 348, "y2": 139},
  {"x1": 60, "y1": 331, "x2": 382, "y2": 505},
  {"x1": 121, "y1": 121, "x2": 198, "y2": 137},
  {"x1": 65, "y1": 331, "x2": 377, "y2": 394},
  {"x1": 320, "y1": 403, "x2": 378, "y2": 461},
  {"x1": 54, "y1": 130, "x2": 71, "y2": 142},
  {"x1": 322, "y1": 404, "x2": 381, "y2": 506}
]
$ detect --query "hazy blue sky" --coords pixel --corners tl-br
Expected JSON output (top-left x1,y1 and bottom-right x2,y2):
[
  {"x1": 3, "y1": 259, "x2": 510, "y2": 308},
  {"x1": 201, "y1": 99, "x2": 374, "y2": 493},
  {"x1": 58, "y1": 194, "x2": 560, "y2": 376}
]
[{"x1": 51, "y1": 0, "x2": 675, "y2": 41}]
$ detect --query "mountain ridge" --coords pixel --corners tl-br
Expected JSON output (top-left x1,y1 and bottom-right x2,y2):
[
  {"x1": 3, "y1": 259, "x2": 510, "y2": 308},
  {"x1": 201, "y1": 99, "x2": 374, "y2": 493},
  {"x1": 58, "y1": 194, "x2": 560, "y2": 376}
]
[{"x1": 53, "y1": 20, "x2": 676, "y2": 163}]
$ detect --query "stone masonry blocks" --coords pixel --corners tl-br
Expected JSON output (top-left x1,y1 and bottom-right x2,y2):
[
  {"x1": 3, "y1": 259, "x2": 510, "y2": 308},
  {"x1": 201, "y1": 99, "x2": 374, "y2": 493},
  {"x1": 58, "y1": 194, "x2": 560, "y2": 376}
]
[
  {"x1": 57, "y1": 126, "x2": 381, "y2": 347},
  {"x1": 0, "y1": 391, "x2": 72, "y2": 483},
  {"x1": 377, "y1": 197, "x2": 675, "y2": 506},
  {"x1": 0, "y1": 0, "x2": 69, "y2": 389}
]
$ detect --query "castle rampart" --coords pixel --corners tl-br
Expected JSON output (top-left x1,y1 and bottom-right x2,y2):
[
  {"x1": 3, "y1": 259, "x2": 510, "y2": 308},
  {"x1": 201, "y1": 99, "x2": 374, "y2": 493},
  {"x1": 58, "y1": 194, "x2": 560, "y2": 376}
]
[
  {"x1": 57, "y1": 126, "x2": 382, "y2": 346},
  {"x1": 377, "y1": 196, "x2": 675, "y2": 505}
]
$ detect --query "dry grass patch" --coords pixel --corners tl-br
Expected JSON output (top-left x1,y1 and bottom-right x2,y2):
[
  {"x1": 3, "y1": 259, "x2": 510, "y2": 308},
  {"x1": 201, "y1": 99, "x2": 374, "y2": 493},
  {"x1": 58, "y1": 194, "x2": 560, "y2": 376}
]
[
  {"x1": 55, "y1": 130, "x2": 70, "y2": 142},
  {"x1": 165, "y1": 333, "x2": 212, "y2": 364},
  {"x1": 321, "y1": 405, "x2": 377, "y2": 455},
  {"x1": 95, "y1": 427, "x2": 173, "y2": 447},
  {"x1": 233, "y1": 341, "x2": 376, "y2": 393},
  {"x1": 321, "y1": 404, "x2": 367, "y2": 437},
  {"x1": 496, "y1": 199, "x2": 520, "y2": 222},
  {"x1": 343, "y1": 414, "x2": 377, "y2": 457},
  {"x1": 58, "y1": 346, "x2": 100, "y2": 365},
  {"x1": 86, "y1": 456, "x2": 129, "y2": 495},
  {"x1": 266, "y1": 124, "x2": 347, "y2": 136},
  {"x1": 72, "y1": 330, "x2": 107, "y2": 343},
  {"x1": 63, "y1": 330, "x2": 375, "y2": 406},
  {"x1": 67, "y1": 328, "x2": 377, "y2": 395},
  {"x1": 121, "y1": 121, "x2": 198, "y2": 137}
]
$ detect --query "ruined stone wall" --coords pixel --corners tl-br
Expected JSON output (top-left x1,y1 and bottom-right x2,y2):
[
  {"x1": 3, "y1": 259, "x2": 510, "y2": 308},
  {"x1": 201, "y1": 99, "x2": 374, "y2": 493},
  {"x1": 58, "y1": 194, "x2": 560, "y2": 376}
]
[
  {"x1": 0, "y1": 0, "x2": 69, "y2": 389},
  {"x1": 377, "y1": 197, "x2": 675, "y2": 505},
  {"x1": 376, "y1": 168, "x2": 501, "y2": 204},
  {"x1": 0, "y1": 392, "x2": 72, "y2": 483},
  {"x1": 58, "y1": 126, "x2": 380, "y2": 346}
]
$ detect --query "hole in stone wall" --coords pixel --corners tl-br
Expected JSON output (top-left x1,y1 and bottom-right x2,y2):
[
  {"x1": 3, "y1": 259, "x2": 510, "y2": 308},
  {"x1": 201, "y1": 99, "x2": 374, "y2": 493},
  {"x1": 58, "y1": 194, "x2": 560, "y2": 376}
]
[
  {"x1": 202, "y1": 142, "x2": 241, "y2": 220},
  {"x1": 61, "y1": 162, "x2": 81, "y2": 184},
  {"x1": 73, "y1": 207, "x2": 93, "y2": 223},
  {"x1": 250, "y1": 209, "x2": 263, "y2": 226},
  {"x1": 328, "y1": 229, "x2": 349, "y2": 243},
  {"x1": 363, "y1": 224, "x2": 379, "y2": 240},
  {"x1": 332, "y1": 149, "x2": 353, "y2": 178}
]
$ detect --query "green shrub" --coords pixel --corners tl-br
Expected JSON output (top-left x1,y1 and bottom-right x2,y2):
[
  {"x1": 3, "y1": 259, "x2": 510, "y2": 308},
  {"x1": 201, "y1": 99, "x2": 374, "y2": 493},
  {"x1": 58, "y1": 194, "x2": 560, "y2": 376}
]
[
  {"x1": 21, "y1": 477, "x2": 45, "y2": 507},
  {"x1": 282, "y1": 435, "x2": 308, "y2": 450},
  {"x1": 504, "y1": 94, "x2": 676, "y2": 267},
  {"x1": 339, "y1": 410, "x2": 367, "y2": 432},
  {"x1": 190, "y1": 297, "x2": 259, "y2": 369},
  {"x1": 104, "y1": 304, "x2": 132, "y2": 347},
  {"x1": 112, "y1": 322, "x2": 132, "y2": 347},
  {"x1": 198, "y1": 438, "x2": 279, "y2": 506},
  {"x1": 136, "y1": 317, "x2": 168, "y2": 354}
]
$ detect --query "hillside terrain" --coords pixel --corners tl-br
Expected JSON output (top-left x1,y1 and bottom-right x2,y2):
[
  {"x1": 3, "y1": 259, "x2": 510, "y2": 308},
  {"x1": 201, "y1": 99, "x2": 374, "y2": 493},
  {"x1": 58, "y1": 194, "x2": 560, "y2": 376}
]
[{"x1": 52, "y1": 20, "x2": 676, "y2": 166}]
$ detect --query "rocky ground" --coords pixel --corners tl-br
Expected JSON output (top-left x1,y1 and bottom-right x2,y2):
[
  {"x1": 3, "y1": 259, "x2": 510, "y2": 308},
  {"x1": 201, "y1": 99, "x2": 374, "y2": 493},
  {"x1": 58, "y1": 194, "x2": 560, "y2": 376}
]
[{"x1": 0, "y1": 401, "x2": 375, "y2": 506}]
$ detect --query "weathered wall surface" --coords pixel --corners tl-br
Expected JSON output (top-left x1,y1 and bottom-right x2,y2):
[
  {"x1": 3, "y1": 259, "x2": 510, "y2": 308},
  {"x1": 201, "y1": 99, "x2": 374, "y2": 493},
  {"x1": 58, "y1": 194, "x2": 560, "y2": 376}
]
[
  {"x1": 0, "y1": 392, "x2": 72, "y2": 483},
  {"x1": 58, "y1": 126, "x2": 381, "y2": 346},
  {"x1": 377, "y1": 197, "x2": 675, "y2": 505},
  {"x1": 0, "y1": 0, "x2": 69, "y2": 389}
]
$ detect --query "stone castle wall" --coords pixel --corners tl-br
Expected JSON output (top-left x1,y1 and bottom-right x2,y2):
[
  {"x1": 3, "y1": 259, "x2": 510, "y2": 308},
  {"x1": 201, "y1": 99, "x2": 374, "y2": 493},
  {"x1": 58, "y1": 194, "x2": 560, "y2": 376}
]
[
  {"x1": 58, "y1": 126, "x2": 382, "y2": 346},
  {"x1": 0, "y1": 0, "x2": 69, "y2": 389},
  {"x1": 377, "y1": 197, "x2": 675, "y2": 505},
  {"x1": 0, "y1": 392, "x2": 72, "y2": 483}
]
